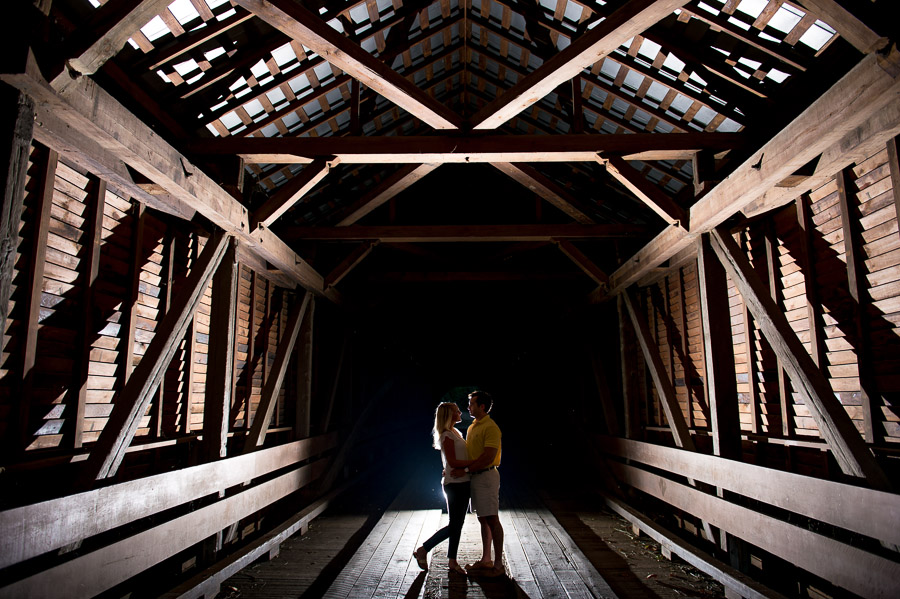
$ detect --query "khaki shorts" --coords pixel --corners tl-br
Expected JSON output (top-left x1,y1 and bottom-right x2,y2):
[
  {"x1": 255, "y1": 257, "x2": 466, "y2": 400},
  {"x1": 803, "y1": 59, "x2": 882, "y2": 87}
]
[{"x1": 470, "y1": 467, "x2": 500, "y2": 517}]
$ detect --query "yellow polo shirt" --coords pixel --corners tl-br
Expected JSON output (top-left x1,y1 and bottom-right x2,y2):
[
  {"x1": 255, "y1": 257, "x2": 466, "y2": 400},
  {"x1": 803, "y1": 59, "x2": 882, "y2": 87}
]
[{"x1": 467, "y1": 415, "x2": 501, "y2": 467}]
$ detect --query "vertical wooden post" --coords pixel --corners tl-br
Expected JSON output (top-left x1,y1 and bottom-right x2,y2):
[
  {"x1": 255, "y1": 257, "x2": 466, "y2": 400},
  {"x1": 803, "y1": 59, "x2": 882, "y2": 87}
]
[
  {"x1": 677, "y1": 268, "x2": 694, "y2": 429},
  {"x1": 350, "y1": 79, "x2": 361, "y2": 134},
  {"x1": 617, "y1": 294, "x2": 640, "y2": 439},
  {"x1": 0, "y1": 87, "x2": 34, "y2": 344},
  {"x1": 73, "y1": 177, "x2": 106, "y2": 449},
  {"x1": 571, "y1": 75, "x2": 583, "y2": 133},
  {"x1": 796, "y1": 194, "x2": 825, "y2": 368},
  {"x1": 697, "y1": 234, "x2": 741, "y2": 460},
  {"x1": 154, "y1": 231, "x2": 175, "y2": 439},
  {"x1": 17, "y1": 148, "x2": 57, "y2": 451},
  {"x1": 122, "y1": 204, "x2": 146, "y2": 389},
  {"x1": 295, "y1": 296, "x2": 315, "y2": 439},
  {"x1": 837, "y1": 167, "x2": 880, "y2": 445},
  {"x1": 887, "y1": 136, "x2": 900, "y2": 242},
  {"x1": 244, "y1": 271, "x2": 257, "y2": 431},
  {"x1": 182, "y1": 233, "x2": 198, "y2": 436},
  {"x1": 739, "y1": 231, "x2": 760, "y2": 436},
  {"x1": 764, "y1": 220, "x2": 792, "y2": 438},
  {"x1": 202, "y1": 238, "x2": 238, "y2": 462}
]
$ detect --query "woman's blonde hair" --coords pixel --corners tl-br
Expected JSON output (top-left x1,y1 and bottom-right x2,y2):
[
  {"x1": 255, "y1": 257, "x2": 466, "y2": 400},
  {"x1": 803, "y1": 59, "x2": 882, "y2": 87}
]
[{"x1": 432, "y1": 402, "x2": 459, "y2": 449}]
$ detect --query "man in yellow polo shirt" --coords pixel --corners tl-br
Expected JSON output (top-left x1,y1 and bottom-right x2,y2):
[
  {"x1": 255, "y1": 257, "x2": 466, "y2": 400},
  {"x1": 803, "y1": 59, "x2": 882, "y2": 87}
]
[{"x1": 463, "y1": 390, "x2": 504, "y2": 577}]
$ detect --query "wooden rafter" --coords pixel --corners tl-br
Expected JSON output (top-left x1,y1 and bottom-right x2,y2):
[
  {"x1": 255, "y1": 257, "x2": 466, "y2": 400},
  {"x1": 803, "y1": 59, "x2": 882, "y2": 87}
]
[
  {"x1": 82, "y1": 231, "x2": 232, "y2": 482},
  {"x1": 2, "y1": 54, "x2": 331, "y2": 296},
  {"x1": 554, "y1": 239, "x2": 610, "y2": 287},
  {"x1": 708, "y1": 228, "x2": 891, "y2": 491},
  {"x1": 471, "y1": 0, "x2": 687, "y2": 130},
  {"x1": 284, "y1": 224, "x2": 650, "y2": 243},
  {"x1": 335, "y1": 163, "x2": 440, "y2": 226},
  {"x1": 492, "y1": 163, "x2": 596, "y2": 224},
  {"x1": 607, "y1": 46, "x2": 900, "y2": 295},
  {"x1": 796, "y1": 0, "x2": 888, "y2": 55},
  {"x1": 194, "y1": 133, "x2": 741, "y2": 164},
  {"x1": 233, "y1": 0, "x2": 462, "y2": 130},
  {"x1": 253, "y1": 158, "x2": 338, "y2": 228},
  {"x1": 600, "y1": 155, "x2": 688, "y2": 227},
  {"x1": 325, "y1": 241, "x2": 379, "y2": 288},
  {"x1": 57, "y1": 0, "x2": 174, "y2": 81}
]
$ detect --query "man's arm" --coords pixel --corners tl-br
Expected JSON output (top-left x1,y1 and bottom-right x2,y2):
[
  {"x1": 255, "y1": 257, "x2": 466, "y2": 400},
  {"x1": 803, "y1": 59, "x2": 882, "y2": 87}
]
[{"x1": 466, "y1": 446, "x2": 498, "y2": 472}]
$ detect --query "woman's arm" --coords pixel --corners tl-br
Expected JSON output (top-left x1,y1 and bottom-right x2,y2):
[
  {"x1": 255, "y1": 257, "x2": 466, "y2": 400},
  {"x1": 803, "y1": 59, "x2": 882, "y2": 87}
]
[{"x1": 442, "y1": 436, "x2": 473, "y2": 469}]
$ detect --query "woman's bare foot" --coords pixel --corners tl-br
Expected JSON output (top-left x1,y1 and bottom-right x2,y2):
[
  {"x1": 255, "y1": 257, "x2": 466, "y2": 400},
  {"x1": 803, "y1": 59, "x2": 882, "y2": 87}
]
[{"x1": 413, "y1": 547, "x2": 428, "y2": 570}]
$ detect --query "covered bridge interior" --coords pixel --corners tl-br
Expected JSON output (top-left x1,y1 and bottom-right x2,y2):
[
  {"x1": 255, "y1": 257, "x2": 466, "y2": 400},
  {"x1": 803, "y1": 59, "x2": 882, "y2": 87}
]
[{"x1": 1, "y1": 0, "x2": 899, "y2": 597}]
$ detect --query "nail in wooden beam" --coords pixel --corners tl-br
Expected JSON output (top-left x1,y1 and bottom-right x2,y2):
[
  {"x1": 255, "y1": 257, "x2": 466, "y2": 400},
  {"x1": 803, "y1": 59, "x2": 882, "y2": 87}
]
[
  {"x1": 81, "y1": 230, "x2": 232, "y2": 482},
  {"x1": 17, "y1": 148, "x2": 58, "y2": 452},
  {"x1": 202, "y1": 237, "x2": 239, "y2": 461},
  {"x1": 73, "y1": 176, "x2": 106, "y2": 449},
  {"x1": 836, "y1": 167, "x2": 880, "y2": 445},
  {"x1": 697, "y1": 234, "x2": 741, "y2": 460},
  {"x1": 244, "y1": 292, "x2": 312, "y2": 451},
  {"x1": 709, "y1": 228, "x2": 891, "y2": 490}
]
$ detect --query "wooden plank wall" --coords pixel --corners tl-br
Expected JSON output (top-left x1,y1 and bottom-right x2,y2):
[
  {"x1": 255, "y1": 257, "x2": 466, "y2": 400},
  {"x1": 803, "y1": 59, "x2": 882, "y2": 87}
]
[
  {"x1": 0, "y1": 141, "x2": 303, "y2": 463},
  {"x1": 630, "y1": 143, "x2": 900, "y2": 460}
]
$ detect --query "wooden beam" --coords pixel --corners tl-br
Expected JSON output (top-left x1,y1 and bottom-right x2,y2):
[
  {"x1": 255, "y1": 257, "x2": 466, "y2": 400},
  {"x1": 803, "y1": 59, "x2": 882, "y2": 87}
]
[
  {"x1": 233, "y1": 0, "x2": 461, "y2": 130},
  {"x1": 0, "y1": 433, "x2": 337, "y2": 569},
  {"x1": 81, "y1": 231, "x2": 232, "y2": 482},
  {"x1": 0, "y1": 88, "x2": 34, "y2": 354},
  {"x1": 601, "y1": 156, "x2": 688, "y2": 227},
  {"x1": 335, "y1": 164, "x2": 439, "y2": 226},
  {"x1": 554, "y1": 239, "x2": 609, "y2": 287},
  {"x1": 252, "y1": 158, "x2": 337, "y2": 228},
  {"x1": 2, "y1": 459, "x2": 330, "y2": 599},
  {"x1": 617, "y1": 295, "x2": 641, "y2": 439},
  {"x1": 202, "y1": 238, "x2": 239, "y2": 462},
  {"x1": 190, "y1": 132, "x2": 742, "y2": 164},
  {"x1": 836, "y1": 167, "x2": 880, "y2": 445},
  {"x1": 763, "y1": 221, "x2": 793, "y2": 438},
  {"x1": 603, "y1": 495, "x2": 788, "y2": 599},
  {"x1": 2, "y1": 54, "x2": 328, "y2": 295},
  {"x1": 59, "y1": 0, "x2": 174, "y2": 81},
  {"x1": 887, "y1": 136, "x2": 900, "y2": 243},
  {"x1": 294, "y1": 296, "x2": 314, "y2": 439},
  {"x1": 492, "y1": 163, "x2": 596, "y2": 224},
  {"x1": 606, "y1": 460, "x2": 900, "y2": 599},
  {"x1": 286, "y1": 224, "x2": 650, "y2": 242},
  {"x1": 607, "y1": 46, "x2": 900, "y2": 295},
  {"x1": 796, "y1": 0, "x2": 888, "y2": 55},
  {"x1": 697, "y1": 234, "x2": 741, "y2": 459},
  {"x1": 244, "y1": 292, "x2": 312, "y2": 451},
  {"x1": 17, "y1": 148, "x2": 58, "y2": 452},
  {"x1": 708, "y1": 228, "x2": 891, "y2": 490},
  {"x1": 470, "y1": 0, "x2": 685, "y2": 129},
  {"x1": 622, "y1": 288, "x2": 695, "y2": 450},
  {"x1": 74, "y1": 177, "x2": 107, "y2": 449},
  {"x1": 599, "y1": 434, "x2": 900, "y2": 547},
  {"x1": 325, "y1": 241, "x2": 378, "y2": 288}
]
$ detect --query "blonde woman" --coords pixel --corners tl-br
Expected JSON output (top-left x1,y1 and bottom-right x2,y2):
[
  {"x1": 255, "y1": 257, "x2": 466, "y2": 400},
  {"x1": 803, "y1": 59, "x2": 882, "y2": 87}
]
[{"x1": 412, "y1": 402, "x2": 473, "y2": 574}]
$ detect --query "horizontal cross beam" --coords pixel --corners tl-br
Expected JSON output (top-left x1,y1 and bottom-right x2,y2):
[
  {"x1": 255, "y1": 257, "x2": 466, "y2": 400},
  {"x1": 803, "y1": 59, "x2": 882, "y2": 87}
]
[
  {"x1": 283, "y1": 224, "x2": 651, "y2": 243},
  {"x1": 188, "y1": 133, "x2": 743, "y2": 164}
]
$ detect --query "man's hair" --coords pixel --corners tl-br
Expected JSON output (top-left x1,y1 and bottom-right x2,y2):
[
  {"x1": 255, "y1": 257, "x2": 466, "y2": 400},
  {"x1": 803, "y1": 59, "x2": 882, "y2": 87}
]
[{"x1": 468, "y1": 390, "x2": 493, "y2": 413}]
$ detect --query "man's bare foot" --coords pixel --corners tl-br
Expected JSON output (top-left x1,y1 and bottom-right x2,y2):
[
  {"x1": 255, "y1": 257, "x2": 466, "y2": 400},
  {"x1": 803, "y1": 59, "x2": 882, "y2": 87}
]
[
  {"x1": 464, "y1": 560, "x2": 493, "y2": 571},
  {"x1": 482, "y1": 565, "x2": 506, "y2": 578}
]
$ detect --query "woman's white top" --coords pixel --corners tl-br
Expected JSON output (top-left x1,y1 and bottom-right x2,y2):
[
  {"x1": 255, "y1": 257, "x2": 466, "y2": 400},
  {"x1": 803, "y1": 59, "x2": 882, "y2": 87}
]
[{"x1": 440, "y1": 429, "x2": 471, "y2": 484}]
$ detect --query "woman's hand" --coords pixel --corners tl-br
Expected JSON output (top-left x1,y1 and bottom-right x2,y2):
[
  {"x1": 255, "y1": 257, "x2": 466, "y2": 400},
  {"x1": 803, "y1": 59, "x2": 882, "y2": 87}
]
[{"x1": 450, "y1": 467, "x2": 466, "y2": 478}]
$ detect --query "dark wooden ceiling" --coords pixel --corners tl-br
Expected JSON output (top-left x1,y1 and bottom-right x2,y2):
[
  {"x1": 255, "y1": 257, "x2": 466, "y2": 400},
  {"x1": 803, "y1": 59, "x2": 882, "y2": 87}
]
[{"x1": 23, "y1": 0, "x2": 891, "y2": 304}]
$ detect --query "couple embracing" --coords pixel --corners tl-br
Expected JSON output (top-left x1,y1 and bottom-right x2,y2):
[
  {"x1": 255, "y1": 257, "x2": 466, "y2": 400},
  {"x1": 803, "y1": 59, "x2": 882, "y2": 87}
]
[{"x1": 412, "y1": 391, "x2": 505, "y2": 577}]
